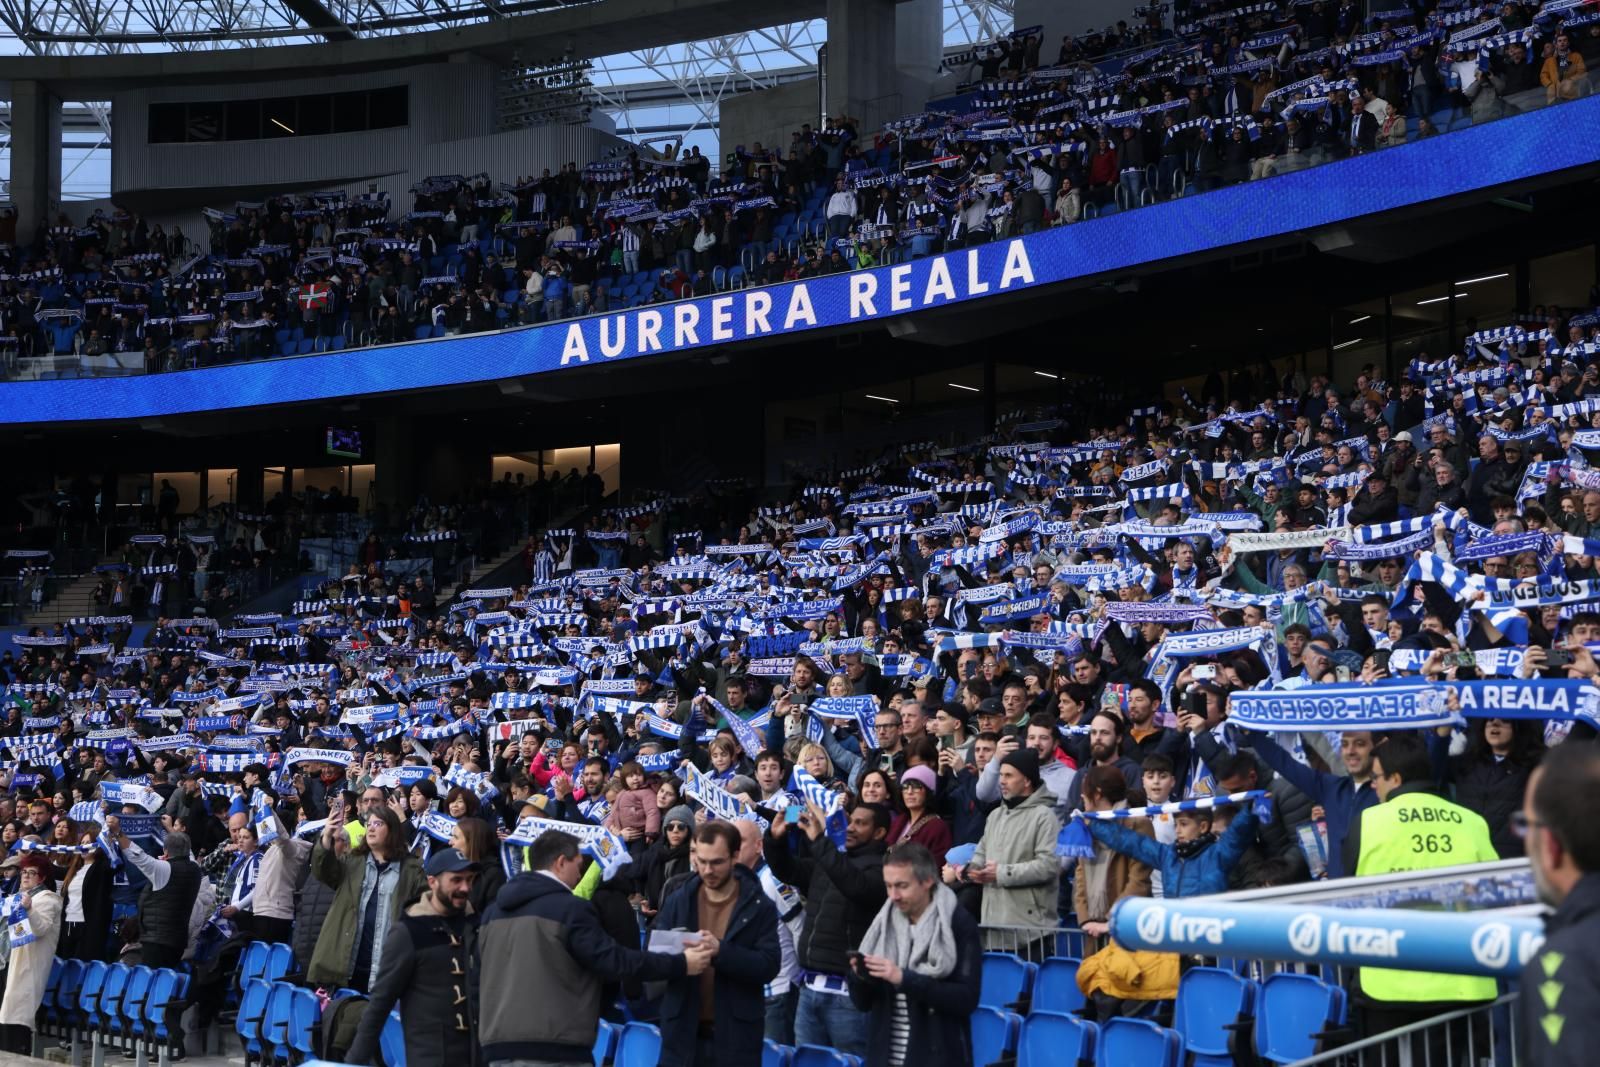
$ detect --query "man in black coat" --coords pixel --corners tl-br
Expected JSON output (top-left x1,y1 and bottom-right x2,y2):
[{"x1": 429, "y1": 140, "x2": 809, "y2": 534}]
[
  {"x1": 347, "y1": 848, "x2": 480, "y2": 1067},
  {"x1": 848, "y1": 842, "x2": 981, "y2": 1067},
  {"x1": 764, "y1": 800, "x2": 890, "y2": 1059},
  {"x1": 1521, "y1": 742, "x2": 1600, "y2": 1066},
  {"x1": 655, "y1": 823, "x2": 780, "y2": 1067}
]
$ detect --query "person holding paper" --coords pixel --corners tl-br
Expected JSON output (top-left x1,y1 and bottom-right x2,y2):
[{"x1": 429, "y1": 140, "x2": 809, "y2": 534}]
[
  {"x1": 478, "y1": 829, "x2": 714, "y2": 1066},
  {"x1": 0, "y1": 854, "x2": 60, "y2": 1054},
  {"x1": 654, "y1": 821, "x2": 781, "y2": 1066}
]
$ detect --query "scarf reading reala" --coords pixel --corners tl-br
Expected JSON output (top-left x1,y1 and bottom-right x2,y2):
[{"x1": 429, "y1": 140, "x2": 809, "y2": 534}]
[{"x1": 1055, "y1": 790, "x2": 1272, "y2": 860}]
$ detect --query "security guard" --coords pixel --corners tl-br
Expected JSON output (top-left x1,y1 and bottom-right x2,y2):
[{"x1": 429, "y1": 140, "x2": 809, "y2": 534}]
[
  {"x1": 1351, "y1": 733, "x2": 1498, "y2": 1040},
  {"x1": 1520, "y1": 742, "x2": 1600, "y2": 1066}
]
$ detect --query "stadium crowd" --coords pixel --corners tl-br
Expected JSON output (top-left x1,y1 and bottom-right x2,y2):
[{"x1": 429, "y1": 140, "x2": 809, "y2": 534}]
[
  {"x1": 3, "y1": 0, "x2": 1599, "y2": 373},
  {"x1": 0, "y1": 281, "x2": 1597, "y2": 1063}
]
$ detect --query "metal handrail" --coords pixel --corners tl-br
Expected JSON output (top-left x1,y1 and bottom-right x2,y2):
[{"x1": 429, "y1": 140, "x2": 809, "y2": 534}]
[{"x1": 1287, "y1": 992, "x2": 1519, "y2": 1067}]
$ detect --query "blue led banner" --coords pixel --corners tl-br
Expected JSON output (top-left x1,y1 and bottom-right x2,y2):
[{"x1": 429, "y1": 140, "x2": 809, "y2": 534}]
[
  {"x1": 1109, "y1": 896, "x2": 1544, "y2": 977},
  {"x1": 5, "y1": 95, "x2": 1599, "y2": 425}
]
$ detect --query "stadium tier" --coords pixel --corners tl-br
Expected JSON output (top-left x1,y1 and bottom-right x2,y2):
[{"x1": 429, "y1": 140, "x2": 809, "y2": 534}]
[{"x1": 2, "y1": 3, "x2": 1600, "y2": 1067}]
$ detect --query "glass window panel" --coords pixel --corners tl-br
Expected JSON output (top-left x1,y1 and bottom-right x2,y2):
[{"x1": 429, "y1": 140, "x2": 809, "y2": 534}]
[
  {"x1": 225, "y1": 100, "x2": 261, "y2": 142},
  {"x1": 148, "y1": 103, "x2": 186, "y2": 144},
  {"x1": 332, "y1": 92, "x2": 367, "y2": 134},
  {"x1": 185, "y1": 103, "x2": 223, "y2": 143},
  {"x1": 298, "y1": 95, "x2": 332, "y2": 137}
]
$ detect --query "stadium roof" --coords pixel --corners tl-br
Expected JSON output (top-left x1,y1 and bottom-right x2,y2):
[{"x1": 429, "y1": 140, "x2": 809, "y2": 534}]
[{"x1": 0, "y1": 0, "x2": 1011, "y2": 57}]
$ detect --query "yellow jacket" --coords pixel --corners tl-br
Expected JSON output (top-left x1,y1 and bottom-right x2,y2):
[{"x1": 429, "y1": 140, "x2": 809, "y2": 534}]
[{"x1": 1075, "y1": 941, "x2": 1180, "y2": 1001}]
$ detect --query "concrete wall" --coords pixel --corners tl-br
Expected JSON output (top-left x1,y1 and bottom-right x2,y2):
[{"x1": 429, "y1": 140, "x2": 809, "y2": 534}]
[
  {"x1": 108, "y1": 56, "x2": 630, "y2": 234},
  {"x1": 719, "y1": 79, "x2": 820, "y2": 166}
]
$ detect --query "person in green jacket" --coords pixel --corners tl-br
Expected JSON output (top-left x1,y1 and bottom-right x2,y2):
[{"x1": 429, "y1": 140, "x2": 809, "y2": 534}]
[{"x1": 308, "y1": 802, "x2": 427, "y2": 992}]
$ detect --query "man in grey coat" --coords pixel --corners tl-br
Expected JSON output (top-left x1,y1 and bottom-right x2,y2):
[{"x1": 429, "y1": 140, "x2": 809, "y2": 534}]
[{"x1": 948, "y1": 749, "x2": 1062, "y2": 960}]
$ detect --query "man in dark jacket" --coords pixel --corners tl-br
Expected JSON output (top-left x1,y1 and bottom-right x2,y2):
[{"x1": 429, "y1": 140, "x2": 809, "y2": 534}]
[
  {"x1": 347, "y1": 848, "x2": 479, "y2": 1067},
  {"x1": 1210, "y1": 750, "x2": 1314, "y2": 886},
  {"x1": 1521, "y1": 742, "x2": 1600, "y2": 1066},
  {"x1": 109, "y1": 817, "x2": 201, "y2": 969},
  {"x1": 478, "y1": 831, "x2": 713, "y2": 1064},
  {"x1": 848, "y1": 842, "x2": 981, "y2": 1067},
  {"x1": 655, "y1": 823, "x2": 780, "y2": 1067},
  {"x1": 764, "y1": 800, "x2": 890, "y2": 1058}
]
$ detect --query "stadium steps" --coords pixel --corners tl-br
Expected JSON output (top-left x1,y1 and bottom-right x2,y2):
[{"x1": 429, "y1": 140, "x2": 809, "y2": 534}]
[
  {"x1": 21, "y1": 570, "x2": 105, "y2": 627},
  {"x1": 464, "y1": 541, "x2": 532, "y2": 588}
]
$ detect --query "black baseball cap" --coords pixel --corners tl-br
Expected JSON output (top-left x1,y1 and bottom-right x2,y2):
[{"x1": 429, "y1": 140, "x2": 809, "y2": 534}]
[{"x1": 424, "y1": 847, "x2": 480, "y2": 877}]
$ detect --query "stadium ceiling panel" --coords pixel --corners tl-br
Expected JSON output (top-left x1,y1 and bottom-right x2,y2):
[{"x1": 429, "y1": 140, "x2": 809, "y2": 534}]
[{"x1": 0, "y1": 0, "x2": 582, "y2": 51}]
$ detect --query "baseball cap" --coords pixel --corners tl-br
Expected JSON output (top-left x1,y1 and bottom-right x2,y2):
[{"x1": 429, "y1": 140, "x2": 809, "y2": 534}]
[
  {"x1": 1394, "y1": 431, "x2": 1412, "y2": 442},
  {"x1": 976, "y1": 697, "x2": 1005, "y2": 719},
  {"x1": 423, "y1": 847, "x2": 480, "y2": 877}
]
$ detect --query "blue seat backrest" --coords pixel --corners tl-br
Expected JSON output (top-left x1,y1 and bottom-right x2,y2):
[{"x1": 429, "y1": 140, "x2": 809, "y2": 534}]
[
  {"x1": 1175, "y1": 966, "x2": 1254, "y2": 1056},
  {"x1": 380, "y1": 1009, "x2": 405, "y2": 1067},
  {"x1": 78, "y1": 960, "x2": 108, "y2": 1022},
  {"x1": 287, "y1": 989, "x2": 319, "y2": 1054},
  {"x1": 1256, "y1": 973, "x2": 1342, "y2": 1064},
  {"x1": 1020, "y1": 1012, "x2": 1097, "y2": 1067},
  {"x1": 1097, "y1": 1017, "x2": 1183, "y2": 1067},
  {"x1": 592, "y1": 1017, "x2": 620, "y2": 1066},
  {"x1": 266, "y1": 943, "x2": 292, "y2": 980},
  {"x1": 792, "y1": 1045, "x2": 850, "y2": 1067},
  {"x1": 615, "y1": 1022, "x2": 661, "y2": 1067},
  {"x1": 761, "y1": 1038, "x2": 792, "y2": 1067},
  {"x1": 239, "y1": 942, "x2": 270, "y2": 987},
  {"x1": 980, "y1": 952, "x2": 1035, "y2": 1009},
  {"x1": 236, "y1": 978, "x2": 271, "y2": 1047},
  {"x1": 971, "y1": 1006, "x2": 1022, "y2": 1065},
  {"x1": 1033, "y1": 957, "x2": 1084, "y2": 1015}
]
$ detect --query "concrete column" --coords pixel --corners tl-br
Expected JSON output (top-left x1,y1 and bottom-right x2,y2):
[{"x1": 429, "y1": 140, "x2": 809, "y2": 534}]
[
  {"x1": 894, "y1": 0, "x2": 944, "y2": 116},
  {"x1": 825, "y1": 0, "x2": 901, "y2": 132},
  {"x1": 373, "y1": 415, "x2": 417, "y2": 516},
  {"x1": 8, "y1": 81, "x2": 63, "y2": 248}
]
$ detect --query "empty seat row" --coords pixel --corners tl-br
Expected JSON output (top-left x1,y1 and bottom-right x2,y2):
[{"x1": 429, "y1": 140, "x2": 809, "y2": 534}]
[
  {"x1": 977, "y1": 953, "x2": 1348, "y2": 1066},
  {"x1": 40, "y1": 958, "x2": 190, "y2": 1067}
]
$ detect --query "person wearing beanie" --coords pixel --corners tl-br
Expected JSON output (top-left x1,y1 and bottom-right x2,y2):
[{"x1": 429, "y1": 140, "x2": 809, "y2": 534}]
[
  {"x1": 627, "y1": 805, "x2": 696, "y2": 916},
  {"x1": 890, "y1": 765, "x2": 952, "y2": 868},
  {"x1": 947, "y1": 745, "x2": 1061, "y2": 959}
]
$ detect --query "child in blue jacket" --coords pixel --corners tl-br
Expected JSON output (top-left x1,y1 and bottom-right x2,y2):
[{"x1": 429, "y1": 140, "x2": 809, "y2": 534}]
[{"x1": 1085, "y1": 801, "x2": 1258, "y2": 898}]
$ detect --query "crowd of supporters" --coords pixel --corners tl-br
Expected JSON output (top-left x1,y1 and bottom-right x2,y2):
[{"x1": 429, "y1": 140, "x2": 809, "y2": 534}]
[
  {"x1": 0, "y1": 271, "x2": 1597, "y2": 1060},
  {"x1": 3, "y1": 0, "x2": 1599, "y2": 374}
]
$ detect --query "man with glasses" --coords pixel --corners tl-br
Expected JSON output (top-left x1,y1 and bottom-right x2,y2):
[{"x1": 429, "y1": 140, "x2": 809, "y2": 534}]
[
  {"x1": 347, "y1": 785, "x2": 386, "y2": 849},
  {"x1": 1519, "y1": 743, "x2": 1600, "y2": 1065}
]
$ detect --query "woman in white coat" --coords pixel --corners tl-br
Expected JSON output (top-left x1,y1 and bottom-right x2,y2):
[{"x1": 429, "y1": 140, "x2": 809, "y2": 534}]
[{"x1": 0, "y1": 853, "x2": 63, "y2": 1054}]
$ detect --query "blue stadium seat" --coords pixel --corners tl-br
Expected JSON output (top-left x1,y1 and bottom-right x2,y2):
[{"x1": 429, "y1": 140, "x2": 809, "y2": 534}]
[
  {"x1": 100, "y1": 963, "x2": 130, "y2": 1044},
  {"x1": 762, "y1": 1039, "x2": 793, "y2": 1067},
  {"x1": 728, "y1": 266, "x2": 746, "y2": 288},
  {"x1": 971, "y1": 1007, "x2": 1022, "y2": 1065},
  {"x1": 329, "y1": 336, "x2": 346, "y2": 351},
  {"x1": 979, "y1": 952, "x2": 1036, "y2": 1010},
  {"x1": 287, "y1": 988, "x2": 319, "y2": 1061},
  {"x1": 38, "y1": 958, "x2": 64, "y2": 1033},
  {"x1": 413, "y1": 325, "x2": 433, "y2": 340},
  {"x1": 1097, "y1": 1017, "x2": 1183, "y2": 1067},
  {"x1": 76, "y1": 959, "x2": 107, "y2": 1032},
  {"x1": 1253, "y1": 973, "x2": 1347, "y2": 1064},
  {"x1": 144, "y1": 968, "x2": 190, "y2": 1053},
  {"x1": 793, "y1": 1046, "x2": 855, "y2": 1067},
  {"x1": 592, "y1": 1018, "x2": 621, "y2": 1066},
  {"x1": 273, "y1": 329, "x2": 292, "y2": 346},
  {"x1": 431, "y1": 324, "x2": 447, "y2": 338},
  {"x1": 379, "y1": 1008, "x2": 405, "y2": 1067},
  {"x1": 122, "y1": 965, "x2": 154, "y2": 1044},
  {"x1": 1032, "y1": 956, "x2": 1085, "y2": 1015},
  {"x1": 615, "y1": 1022, "x2": 661, "y2": 1067},
  {"x1": 1174, "y1": 966, "x2": 1255, "y2": 1067},
  {"x1": 1019, "y1": 1012, "x2": 1097, "y2": 1067},
  {"x1": 235, "y1": 978, "x2": 271, "y2": 1067},
  {"x1": 279, "y1": 340, "x2": 298, "y2": 357},
  {"x1": 261, "y1": 981, "x2": 295, "y2": 1063},
  {"x1": 296, "y1": 339, "x2": 315, "y2": 355}
]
